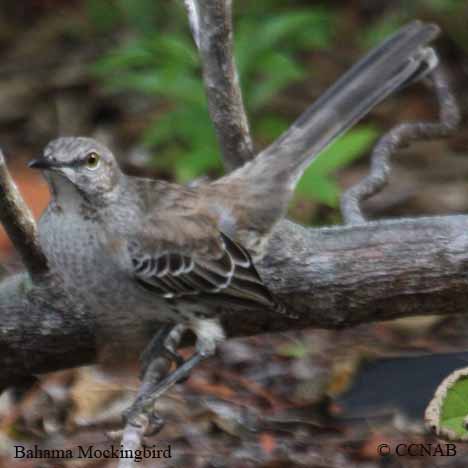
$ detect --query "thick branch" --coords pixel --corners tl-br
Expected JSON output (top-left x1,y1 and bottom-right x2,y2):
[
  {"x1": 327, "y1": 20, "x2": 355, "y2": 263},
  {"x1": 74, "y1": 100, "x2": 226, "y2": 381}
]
[
  {"x1": 184, "y1": 0, "x2": 254, "y2": 170},
  {"x1": 0, "y1": 153, "x2": 48, "y2": 279},
  {"x1": 0, "y1": 274, "x2": 95, "y2": 387},
  {"x1": 3, "y1": 215, "x2": 468, "y2": 387}
]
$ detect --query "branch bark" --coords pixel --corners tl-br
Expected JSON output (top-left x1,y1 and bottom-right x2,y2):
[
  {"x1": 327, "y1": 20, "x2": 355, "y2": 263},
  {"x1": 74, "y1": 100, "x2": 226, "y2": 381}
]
[
  {"x1": 2, "y1": 213, "x2": 468, "y2": 388},
  {"x1": 184, "y1": 0, "x2": 254, "y2": 170},
  {"x1": 0, "y1": 152, "x2": 48, "y2": 280}
]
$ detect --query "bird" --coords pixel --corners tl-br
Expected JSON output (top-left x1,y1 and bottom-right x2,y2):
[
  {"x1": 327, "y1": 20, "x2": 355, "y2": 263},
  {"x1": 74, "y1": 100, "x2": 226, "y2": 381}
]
[{"x1": 29, "y1": 21, "x2": 438, "y2": 389}]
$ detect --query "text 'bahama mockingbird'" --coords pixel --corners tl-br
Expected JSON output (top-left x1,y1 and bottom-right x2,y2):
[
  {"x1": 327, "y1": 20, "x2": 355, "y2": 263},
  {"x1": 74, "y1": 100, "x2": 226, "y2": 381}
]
[{"x1": 29, "y1": 21, "x2": 439, "y2": 397}]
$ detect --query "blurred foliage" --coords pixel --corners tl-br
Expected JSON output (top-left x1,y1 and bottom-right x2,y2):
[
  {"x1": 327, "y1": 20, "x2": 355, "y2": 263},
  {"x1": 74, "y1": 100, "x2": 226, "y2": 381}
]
[
  {"x1": 360, "y1": 0, "x2": 468, "y2": 49},
  {"x1": 91, "y1": 1, "x2": 341, "y2": 189},
  {"x1": 89, "y1": 0, "x2": 371, "y2": 206},
  {"x1": 89, "y1": 0, "x2": 464, "y2": 210},
  {"x1": 296, "y1": 126, "x2": 378, "y2": 206}
]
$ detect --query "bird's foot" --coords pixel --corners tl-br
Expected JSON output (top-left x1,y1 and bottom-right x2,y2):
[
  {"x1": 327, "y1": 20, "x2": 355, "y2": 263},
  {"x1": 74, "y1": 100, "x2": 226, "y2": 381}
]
[
  {"x1": 140, "y1": 324, "x2": 186, "y2": 380},
  {"x1": 125, "y1": 331, "x2": 216, "y2": 436},
  {"x1": 137, "y1": 349, "x2": 210, "y2": 402},
  {"x1": 122, "y1": 405, "x2": 165, "y2": 437}
]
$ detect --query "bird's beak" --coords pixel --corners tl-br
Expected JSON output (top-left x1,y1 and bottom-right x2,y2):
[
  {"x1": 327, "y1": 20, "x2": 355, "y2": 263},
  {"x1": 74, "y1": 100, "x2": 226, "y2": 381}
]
[{"x1": 28, "y1": 158, "x2": 55, "y2": 170}]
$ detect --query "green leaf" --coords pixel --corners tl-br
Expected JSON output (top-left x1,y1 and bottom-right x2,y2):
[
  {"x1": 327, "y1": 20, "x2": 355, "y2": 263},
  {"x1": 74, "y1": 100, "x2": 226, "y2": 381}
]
[
  {"x1": 148, "y1": 35, "x2": 198, "y2": 67},
  {"x1": 426, "y1": 367, "x2": 468, "y2": 441},
  {"x1": 92, "y1": 40, "x2": 155, "y2": 73},
  {"x1": 143, "y1": 111, "x2": 180, "y2": 147},
  {"x1": 294, "y1": 126, "x2": 378, "y2": 206},
  {"x1": 102, "y1": 71, "x2": 205, "y2": 106},
  {"x1": 249, "y1": 53, "x2": 304, "y2": 110},
  {"x1": 295, "y1": 173, "x2": 340, "y2": 207},
  {"x1": 86, "y1": 0, "x2": 121, "y2": 32},
  {"x1": 440, "y1": 376, "x2": 468, "y2": 436},
  {"x1": 175, "y1": 147, "x2": 222, "y2": 183},
  {"x1": 291, "y1": 8, "x2": 335, "y2": 49},
  {"x1": 143, "y1": 105, "x2": 221, "y2": 182},
  {"x1": 144, "y1": 106, "x2": 212, "y2": 145},
  {"x1": 93, "y1": 34, "x2": 197, "y2": 75},
  {"x1": 311, "y1": 125, "x2": 379, "y2": 175},
  {"x1": 236, "y1": 9, "x2": 333, "y2": 77},
  {"x1": 254, "y1": 116, "x2": 289, "y2": 142}
]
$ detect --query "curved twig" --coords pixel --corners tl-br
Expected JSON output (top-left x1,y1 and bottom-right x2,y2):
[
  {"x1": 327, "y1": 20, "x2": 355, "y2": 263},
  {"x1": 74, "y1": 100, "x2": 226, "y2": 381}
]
[{"x1": 340, "y1": 63, "x2": 460, "y2": 224}]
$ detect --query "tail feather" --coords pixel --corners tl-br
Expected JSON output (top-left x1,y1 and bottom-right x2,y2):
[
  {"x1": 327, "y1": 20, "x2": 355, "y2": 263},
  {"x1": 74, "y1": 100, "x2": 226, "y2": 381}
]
[
  {"x1": 254, "y1": 20, "x2": 438, "y2": 185},
  {"x1": 222, "y1": 21, "x2": 439, "y2": 217},
  {"x1": 208, "y1": 23, "x2": 440, "y2": 315}
]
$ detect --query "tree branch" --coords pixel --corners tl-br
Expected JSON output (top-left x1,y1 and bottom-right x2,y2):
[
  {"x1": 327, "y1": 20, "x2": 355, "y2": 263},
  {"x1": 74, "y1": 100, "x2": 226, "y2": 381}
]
[
  {"x1": 0, "y1": 274, "x2": 95, "y2": 388},
  {"x1": 184, "y1": 0, "x2": 254, "y2": 170},
  {"x1": 2, "y1": 213, "x2": 468, "y2": 388},
  {"x1": 0, "y1": 152, "x2": 49, "y2": 280}
]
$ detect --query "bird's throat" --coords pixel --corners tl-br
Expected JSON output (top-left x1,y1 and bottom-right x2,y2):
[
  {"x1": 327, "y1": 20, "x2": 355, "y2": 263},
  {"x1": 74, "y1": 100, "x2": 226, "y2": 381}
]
[{"x1": 46, "y1": 172, "x2": 82, "y2": 209}]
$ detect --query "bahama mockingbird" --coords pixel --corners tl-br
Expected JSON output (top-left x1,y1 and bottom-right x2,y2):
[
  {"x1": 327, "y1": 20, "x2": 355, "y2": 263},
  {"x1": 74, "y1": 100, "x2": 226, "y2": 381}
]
[{"x1": 29, "y1": 21, "x2": 439, "y2": 395}]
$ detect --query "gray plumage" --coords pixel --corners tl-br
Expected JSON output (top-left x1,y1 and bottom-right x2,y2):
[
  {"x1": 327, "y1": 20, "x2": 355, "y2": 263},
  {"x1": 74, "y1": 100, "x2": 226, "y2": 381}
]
[{"x1": 32, "y1": 21, "x2": 439, "y2": 355}]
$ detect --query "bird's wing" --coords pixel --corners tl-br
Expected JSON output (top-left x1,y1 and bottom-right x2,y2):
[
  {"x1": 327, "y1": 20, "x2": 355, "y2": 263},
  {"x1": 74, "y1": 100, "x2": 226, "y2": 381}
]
[{"x1": 126, "y1": 212, "x2": 280, "y2": 310}]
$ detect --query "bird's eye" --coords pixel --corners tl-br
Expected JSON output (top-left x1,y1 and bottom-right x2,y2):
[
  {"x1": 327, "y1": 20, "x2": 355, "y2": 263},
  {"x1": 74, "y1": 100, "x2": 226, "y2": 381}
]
[{"x1": 85, "y1": 152, "x2": 100, "y2": 170}]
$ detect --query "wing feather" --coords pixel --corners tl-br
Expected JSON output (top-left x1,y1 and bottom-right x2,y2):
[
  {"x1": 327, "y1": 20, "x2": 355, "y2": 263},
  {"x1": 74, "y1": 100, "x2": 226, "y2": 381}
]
[{"x1": 129, "y1": 230, "x2": 279, "y2": 310}]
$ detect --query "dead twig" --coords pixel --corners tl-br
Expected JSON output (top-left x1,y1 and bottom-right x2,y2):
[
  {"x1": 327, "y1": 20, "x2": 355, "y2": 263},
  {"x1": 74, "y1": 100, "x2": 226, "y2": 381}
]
[{"x1": 340, "y1": 63, "x2": 460, "y2": 224}]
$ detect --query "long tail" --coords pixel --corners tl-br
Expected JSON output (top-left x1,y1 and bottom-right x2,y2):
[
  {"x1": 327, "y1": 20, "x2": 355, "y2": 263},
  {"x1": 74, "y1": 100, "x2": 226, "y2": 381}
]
[{"x1": 218, "y1": 21, "x2": 440, "y2": 239}]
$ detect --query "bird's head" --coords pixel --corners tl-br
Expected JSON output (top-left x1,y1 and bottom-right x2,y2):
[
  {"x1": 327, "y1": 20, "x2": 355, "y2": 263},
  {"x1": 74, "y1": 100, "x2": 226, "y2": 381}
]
[{"x1": 29, "y1": 137, "x2": 122, "y2": 203}]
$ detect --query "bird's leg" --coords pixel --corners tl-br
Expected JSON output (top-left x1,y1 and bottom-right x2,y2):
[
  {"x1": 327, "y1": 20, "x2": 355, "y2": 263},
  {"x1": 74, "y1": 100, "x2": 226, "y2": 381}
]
[
  {"x1": 142, "y1": 411, "x2": 165, "y2": 437},
  {"x1": 124, "y1": 320, "x2": 221, "y2": 438},
  {"x1": 123, "y1": 349, "x2": 211, "y2": 435},
  {"x1": 123, "y1": 324, "x2": 187, "y2": 437},
  {"x1": 137, "y1": 344, "x2": 215, "y2": 403},
  {"x1": 139, "y1": 318, "x2": 223, "y2": 399},
  {"x1": 140, "y1": 324, "x2": 185, "y2": 379}
]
